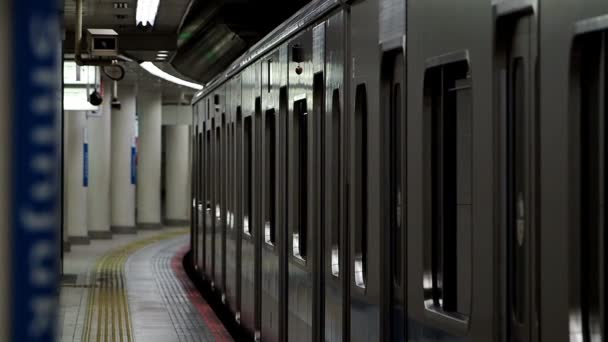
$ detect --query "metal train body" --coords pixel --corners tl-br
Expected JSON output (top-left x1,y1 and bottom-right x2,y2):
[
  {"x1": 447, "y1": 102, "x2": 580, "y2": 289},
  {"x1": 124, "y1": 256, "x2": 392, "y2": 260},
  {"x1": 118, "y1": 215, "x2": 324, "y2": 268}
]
[{"x1": 190, "y1": 0, "x2": 608, "y2": 341}]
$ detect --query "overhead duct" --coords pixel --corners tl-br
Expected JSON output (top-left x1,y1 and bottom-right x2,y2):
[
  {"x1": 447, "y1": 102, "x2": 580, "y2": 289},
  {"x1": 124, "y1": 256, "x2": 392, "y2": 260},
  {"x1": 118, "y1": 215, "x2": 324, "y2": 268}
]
[
  {"x1": 172, "y1": 0, "x2": 311, "y2": 83},
  {"x1": 172, "y1": 24, "x2": 246, "y2": 83}
]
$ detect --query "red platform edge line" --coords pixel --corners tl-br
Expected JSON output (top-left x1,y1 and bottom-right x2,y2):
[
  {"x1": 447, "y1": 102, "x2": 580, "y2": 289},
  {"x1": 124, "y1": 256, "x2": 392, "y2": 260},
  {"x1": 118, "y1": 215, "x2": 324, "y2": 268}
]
[{"x1": 171, "y1": 244, "x2": 233, "y2": 341}]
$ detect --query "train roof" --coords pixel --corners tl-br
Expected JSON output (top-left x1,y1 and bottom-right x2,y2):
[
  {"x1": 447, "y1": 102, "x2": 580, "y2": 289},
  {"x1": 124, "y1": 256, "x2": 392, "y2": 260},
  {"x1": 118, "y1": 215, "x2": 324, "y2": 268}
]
[{"x1": 192, "y1": 0, "x2": 340, "y2": 104}]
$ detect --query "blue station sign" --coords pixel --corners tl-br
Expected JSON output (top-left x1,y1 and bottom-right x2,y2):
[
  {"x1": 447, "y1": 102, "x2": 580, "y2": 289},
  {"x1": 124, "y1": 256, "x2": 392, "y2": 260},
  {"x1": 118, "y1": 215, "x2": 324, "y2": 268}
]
[{"x1": 11, "y1": 0, "x2": 61, "y2": 341}]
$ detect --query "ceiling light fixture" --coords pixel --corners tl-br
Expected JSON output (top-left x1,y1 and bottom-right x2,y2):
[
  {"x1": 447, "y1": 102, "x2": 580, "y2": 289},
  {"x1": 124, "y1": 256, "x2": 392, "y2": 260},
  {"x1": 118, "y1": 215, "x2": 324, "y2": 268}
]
[
  {"x1": 156, "y1": 53, "x2": 169, "y2": 57},
  {"x1": 136, "y1": 0, "x2": 160, "y2": 26},
  {"x1": 139, "y1": 62, "x2": 203, "y2": 90}
]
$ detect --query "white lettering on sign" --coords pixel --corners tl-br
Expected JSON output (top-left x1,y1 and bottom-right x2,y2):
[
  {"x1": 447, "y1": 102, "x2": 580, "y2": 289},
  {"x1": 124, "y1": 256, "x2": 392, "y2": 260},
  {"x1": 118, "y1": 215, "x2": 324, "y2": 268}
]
[
  {"x1": 30, "y1": 241, "x2": 54, "y2": 286},
  {"x1": 29, "y1": 296, "x2": 55, "y2": 337},
  {"x1": 31, "y1": 127, "x2": 55, "y2": 145}
]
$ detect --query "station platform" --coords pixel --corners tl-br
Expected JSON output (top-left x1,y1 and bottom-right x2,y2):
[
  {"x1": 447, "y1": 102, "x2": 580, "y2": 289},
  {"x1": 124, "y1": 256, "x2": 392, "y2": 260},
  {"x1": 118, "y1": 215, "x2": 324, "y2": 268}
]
[{"x1": 58, "y1": 227, "x2": 232, "y2": 342}]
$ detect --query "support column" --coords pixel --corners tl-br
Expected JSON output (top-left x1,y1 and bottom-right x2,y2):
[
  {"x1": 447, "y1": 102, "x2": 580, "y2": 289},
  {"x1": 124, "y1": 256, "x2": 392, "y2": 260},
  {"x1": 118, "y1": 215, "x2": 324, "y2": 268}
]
[
  {"x1": 165, "y1": 124, "x2": 190, "y2": 226},
  {"x1": 111, "y1": 83, "x2": 136, "y2": 233},
  {"x1": 65, "y1": 110, "x2": 89, "y2": 244},
  {"x1": 136, "y1": 87, "x2": 162, "y2": 229},
  {"x1": 87, "y1": 78, "x2": 112, "y2": 239}
]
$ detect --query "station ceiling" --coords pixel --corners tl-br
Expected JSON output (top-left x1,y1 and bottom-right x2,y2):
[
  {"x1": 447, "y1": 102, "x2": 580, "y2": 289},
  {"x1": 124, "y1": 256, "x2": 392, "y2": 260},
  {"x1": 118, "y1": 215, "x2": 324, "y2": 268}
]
[{"x1": 62, "y1": 0, "x2": 311, "y2": 97}]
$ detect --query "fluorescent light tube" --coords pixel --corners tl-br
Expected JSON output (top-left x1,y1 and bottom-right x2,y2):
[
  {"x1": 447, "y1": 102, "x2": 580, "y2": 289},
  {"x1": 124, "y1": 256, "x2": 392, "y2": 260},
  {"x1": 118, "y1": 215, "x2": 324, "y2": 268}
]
[
  {"x1": 136, "y1": 0, "x2": 160, "y2": 26},
  {"x1": 139, "y1": 62, "x2": 203, "y2": 90}
]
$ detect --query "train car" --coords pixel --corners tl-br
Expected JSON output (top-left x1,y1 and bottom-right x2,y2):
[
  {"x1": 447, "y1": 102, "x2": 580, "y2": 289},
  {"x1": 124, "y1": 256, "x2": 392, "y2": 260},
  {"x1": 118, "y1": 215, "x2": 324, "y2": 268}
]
[{"x1": 188, "y1": 0, "x2": 608, "y2": 341}]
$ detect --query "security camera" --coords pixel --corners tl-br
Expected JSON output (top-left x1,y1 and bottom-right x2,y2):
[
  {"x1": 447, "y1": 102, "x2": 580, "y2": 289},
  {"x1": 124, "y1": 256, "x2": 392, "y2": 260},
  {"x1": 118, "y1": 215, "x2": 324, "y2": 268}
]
[
  {"x1": 87, "y1": 29, "x2": 119, "y2": 58},
  {"x1": 89, "y1": 90, "x2": 103, "y2": 106}
]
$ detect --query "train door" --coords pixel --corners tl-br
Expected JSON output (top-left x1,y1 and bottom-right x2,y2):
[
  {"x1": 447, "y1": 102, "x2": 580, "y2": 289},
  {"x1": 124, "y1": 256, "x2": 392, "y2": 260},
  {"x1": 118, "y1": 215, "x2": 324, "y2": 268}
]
[
  {"x1": 312, "y1": 22, "x2": 326, "y2": 342},
  {"x1": 494, "y1": 3, "x2": 538, "y2": 341},
  {"x1": 381, "y1": 49, "x2": 406, "y2": 341},
  {"x1": 323, "y1": 9, "x2": 346, "y2": 342},
  {"x1": 226, "y1": 76, "x2": 242, "y2": 320},
  {"x1": 287, "y1": 29, "x2": 316, "y2": 342},
  {"x1": 199, "y1": 109, "x2": 206, "y2": 274},
  {"x1": 260, "y1": 49, "x2": 284, "y2": 342},
  {"x1": 349, "y1": 0, "x2": 382, "y2": 340},
  {"x1": 253, "y1": 65, "x2": 263, "y2": 340},
  {"x1": 191, "y1": 109, "x2": 199, "y2": 269},
  {"x1": 197, "y1": 107, "x2": 205, "y2": 272},
  {"x1": 379, "y1": 0, "x2": 407, "y2": 339},
  {"x1": 205, "y1": 98, "x2": 214, "y2": 278},
  {"x1": 539, "y1": 1, "x2": 608, "y2": 340},
  {"x1": 233, "y1": 83, "x2": 243, "y2": 323},
  {"x1": 214, "y1": 88, "x2": 226, "y2": 294},
  {"x1": 240, "y1": 63, "x2": 260, "y2": 339},
  {"x1": 201, "y1": 104, "x2": 208, "y2": 275}
]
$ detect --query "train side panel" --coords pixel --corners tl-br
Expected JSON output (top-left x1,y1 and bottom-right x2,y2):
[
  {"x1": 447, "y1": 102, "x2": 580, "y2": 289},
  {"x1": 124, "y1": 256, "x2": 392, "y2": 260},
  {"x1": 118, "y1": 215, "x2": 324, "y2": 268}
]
[
  {"x1": 406, "y1": 0, "x2": 495, "y2": 340},
  {"x1": 539, "y1": 1, "x2": 608, "y2": 341}
]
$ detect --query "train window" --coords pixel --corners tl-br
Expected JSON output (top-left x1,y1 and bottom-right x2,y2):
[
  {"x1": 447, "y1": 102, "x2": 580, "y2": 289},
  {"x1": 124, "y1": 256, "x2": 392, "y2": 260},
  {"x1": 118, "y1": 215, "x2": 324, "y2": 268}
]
[
  {"x1": 423, "y1": 58, "x2": 472, "y2": 318},
  {"x1": 293, "y1": 98, "x2": 308, "y2": 260},
  {"x1": 243, "y1": 115, "x2": 253, "y2": 236},
  {"x1": 330, "y1": 89, "x2": 341, "y2": 278},
  {"x1": 264, "y1": 109, "x2": 276, "y2": 246},
  {"x1": 267, "y1": 59, "x2": 272, "y2": 93},
  {"x1": 391, "y1": 82, "x2": 402, "y2": 287},
  {"x1": 354, "y1": 84, "x2": 368, "y2": 289},
  {"x1": 570, "y1": 32, "x2": 606, "y2": 341}
]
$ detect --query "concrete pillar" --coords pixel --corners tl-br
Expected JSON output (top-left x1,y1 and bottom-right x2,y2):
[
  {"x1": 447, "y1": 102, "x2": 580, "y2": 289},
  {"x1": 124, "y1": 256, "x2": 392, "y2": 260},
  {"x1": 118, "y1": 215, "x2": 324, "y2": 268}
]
[
  {"x1": 111, "y1": 84, "x2": 136, "y2": 233},
  {"x1": 136, "y1": 87, "x2": 162, "y2": 229},
  {"x1": 65, "y1": 110, "x2": 89, "y2": 243},
  {"x1": 87, "y1": 78, "x2": 112, "y2": 239},
  {"x1": 165, "y1": 125, "x2": 190, "y2": 225}
]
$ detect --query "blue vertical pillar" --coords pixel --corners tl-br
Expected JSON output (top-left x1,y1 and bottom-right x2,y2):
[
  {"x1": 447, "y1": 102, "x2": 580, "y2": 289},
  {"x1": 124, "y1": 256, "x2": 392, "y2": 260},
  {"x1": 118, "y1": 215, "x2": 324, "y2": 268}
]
[{"x1": 10, "y1": 0, "x2": 61, "y2": 341}]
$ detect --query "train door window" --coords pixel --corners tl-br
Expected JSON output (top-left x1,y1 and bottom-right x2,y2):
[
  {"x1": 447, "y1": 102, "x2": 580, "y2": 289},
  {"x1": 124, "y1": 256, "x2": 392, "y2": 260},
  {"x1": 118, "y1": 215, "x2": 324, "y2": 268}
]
[
  {"x1": 496, "y1": 11, "x2": 535, "y2": 340},
  {"x1": 244, "y1": 115, "x2": 253, "y2": 236},
  {"x1": 423, "y1": 56, "x2": 472, "y2": 318},
  {"x1": 228, "y1": 122, "x2": 234, "y2": 231},
  {"x1": 197, "y1": 129, "x2": 203, "y2": 232},
  {"x1": 509, "y1": 56, "x2": 527, "y2": 330},
  {"x1": 354, "y1": 84, "x2": 368, "y2": 289},
  {"x1": 216, "y1": 126, "x2": 222, "y2": 224},
  {"x1": 255, "y1": 97, "x2": 263, "y2": 240},
  {"x1": 192, "y1": 124, "x2": 198, "y2": 261},
  {"x1": 264, "y1": 109, "x2": 277, "y2": 246},
  {"x1": 384, "y1": 51, "x2": 404, "y2": 296},
  {"x1": 293, "y1": 98, "x2": 308, "y2": 261},
  {"x1": 330, "y1": 89, "x2": 341, "y2": 278},
  {"x1": 570, "y1": 30, "x2": 607, "y2": 341},
  {"x1": 236, "y1": 106, "x2": 243, "y2": 233},
  {"x1": 391, "y1": 82, "x2": 403, "y2": 287},
  {"x1": 206, "y1": 129, "x2": 211, "y2": 213}
]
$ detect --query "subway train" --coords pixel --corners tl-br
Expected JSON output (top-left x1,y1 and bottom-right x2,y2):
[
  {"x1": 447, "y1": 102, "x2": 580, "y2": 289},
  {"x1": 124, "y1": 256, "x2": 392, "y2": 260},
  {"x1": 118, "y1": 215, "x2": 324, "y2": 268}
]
[{"x1": 188, "y1": 0, "x2": 608, "y2": 341}]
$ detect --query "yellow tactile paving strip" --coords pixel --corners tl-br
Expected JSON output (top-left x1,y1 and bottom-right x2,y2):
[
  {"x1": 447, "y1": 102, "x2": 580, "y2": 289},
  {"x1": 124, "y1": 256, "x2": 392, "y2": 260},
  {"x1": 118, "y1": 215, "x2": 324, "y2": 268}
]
[{"x1": 81, "y1": 229, "x2": 189, "y2": 342}]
